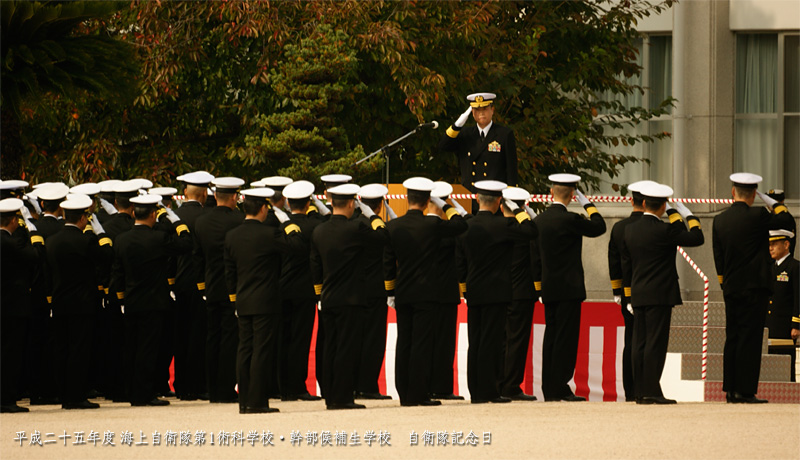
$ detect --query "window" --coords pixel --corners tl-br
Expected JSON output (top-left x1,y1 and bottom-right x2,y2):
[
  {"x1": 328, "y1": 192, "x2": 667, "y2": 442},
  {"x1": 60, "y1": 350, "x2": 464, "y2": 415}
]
[
  {"x1": 596, "y1": 35, "x2": 673, "y2": 194},
  {"x1": 735, "y1": 33, "x2": 799, "y2": 198}
]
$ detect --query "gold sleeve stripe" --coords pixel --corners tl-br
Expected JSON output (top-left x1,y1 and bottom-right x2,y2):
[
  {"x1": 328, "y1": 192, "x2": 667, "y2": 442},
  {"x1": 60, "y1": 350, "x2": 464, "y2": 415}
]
[
  {"x1": 585, "y1": 206, "x2": 599, "y2": 217},
  {"x1": 99, "y1": 237, "x2": 112, "y2": 247},
  {"x1": 371, "y1": 218, "x2": 385, "y2": 230},
  {"x1": 445, "y1": 207, "x2": 459, "y2": 220},
  {"x1": 624, "y1": 287, "x2": 632, "y2": 297},
  {"x1": 197, "y1": 282, "x2": 206, "y2": 291},
  {"x1": 175, "y1": 224, "x2": 189, "y2": 235},
  {"x1": 534, "y1": 281, "x2": 542, "y2": 291},
  {"x1": 97, "y1": 285, "x2": 104, "y2": 291},
  {"x1": 792, "y1": 316, "x2": 800, "y2": 323},
  {"x1": 168, "y1": 278, "x2": 176, "y2": 285},
  {"x1": 116, "y1": 292, "x2": 125, "y2": 300},
  {"x1": 307, "y1": 205, "x2": 318, "y2": 214},
  {"x1": 314, "y1": 284, "x2": 323, "y2": 295},
  {"x1": 446, "y1": 126, "x2": 459, "y2": 138},
  {"x1": 156, "y1": 208, "x2": 167, "y2": 218},
  {"x1": 459, "y1": 282, "x2": 467, "y2": 296},
  {"x1": 717, "y1": 275, "x2": 723, "y2": 284},
  {"x1": 104, "y1": 287, "x2": 109, "y2": 295},
  {"x1": 229, "y1": 294, "x2": 237, "y2": 302},
  {"x1": 610, "y1": 279, "x2": 623, "y2": 289},
  {"x1": 688, "y1": 219, "x2": 701, "y2": 230},
  {"x1": 284, "y1": 223, "x2": 301, "y2": 235},
  {"x1": 46, "y1": 296, "x2": 52, "y2": 304},
  {"x1": 84, "y1": 225, "x2": 93, "y2": 233},
  {"x1": 384, "y1": 280, "x2": 396, "y2": 290},
  {"x1": 668, "y1": 212, "x2": 682, "y2": 223},
  {"x1": 774, "y1": 204, "x2": 788, "y2": 214},
  {"x1": 30, "y1": 235, "x2": 44, "y2": 245},
  {"x1": 516, "y1": 212, "x2": 530, "y2": 223}
]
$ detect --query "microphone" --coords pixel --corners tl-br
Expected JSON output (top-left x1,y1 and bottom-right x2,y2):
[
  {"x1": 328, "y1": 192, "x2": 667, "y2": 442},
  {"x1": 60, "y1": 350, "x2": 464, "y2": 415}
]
[{"x1": 417, "y1": 121, "x2": 439, "y2": 130}]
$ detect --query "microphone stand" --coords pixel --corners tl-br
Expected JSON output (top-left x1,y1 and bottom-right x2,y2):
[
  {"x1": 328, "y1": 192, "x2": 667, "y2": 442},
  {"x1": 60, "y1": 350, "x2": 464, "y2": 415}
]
[{"x1": 354, "y1": 124, "x2": 432, "y2": 185}]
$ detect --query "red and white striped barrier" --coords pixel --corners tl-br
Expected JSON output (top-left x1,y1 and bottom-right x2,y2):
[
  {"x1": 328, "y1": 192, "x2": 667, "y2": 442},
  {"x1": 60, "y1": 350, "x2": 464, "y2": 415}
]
[{"x1": 678, "y1": 246, "x2": 710, "y2": 380}]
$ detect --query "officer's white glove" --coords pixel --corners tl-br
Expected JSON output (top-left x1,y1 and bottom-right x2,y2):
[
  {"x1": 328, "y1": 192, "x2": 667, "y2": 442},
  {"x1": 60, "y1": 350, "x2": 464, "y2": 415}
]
[
  {"x1": 89, "y1": 214, "x2": 105, "y2": 235},
  {"x1": 25, "y1": 195, "x2": 41, "y2": 215},
  {"x1": 538, "y1": 297, "x2": 543, "y2": 304},
  {"x1": 387, "y1": 296, "x2": 396, "y2": 309},
  {"x1": 614, "y1": 295, "x2": 622, "y2": 306},
  {"x1": 20, "y1": 204, "x2": 33, "y2": 221},
  {"x1": 575, "y1": 189, "x2": 591, "y2": 207},
  {"x1": 626, "y1": 303, "x2": 634, "y2": 315},
  {"x1": 356, "y1": 199, "x2": 375, "y2": 218},
  {"x1": 454, "y1": 106, "x2": 472, "y2": 128},
  {"x1": 756, "y1": 190, "x2": 778, "y2": 210},
  {"x1": 160, "y1": 202, "x2": 181, "y2": 223},
  {"x1": 317, "y1": 301, "x2": 322, "y2": 311},
  {"x1": 99, "y1": 198, "x2": 118, "y2": 215},
  {"x1": 273, "y1": 207, "x2": 290, "y2": 224},
  {"x1": 384, "y1": 201, "x2": 398, "y2": 220},
  {"x1": 24, "y1": 217, "x2": 37, "y2": 232},
  {"x1": 524, "y1": 204, "x2": 537, "y2": 219},
  {"x1": 504, "y1": 199, "x2": 519, "y2": 212},
  {"x1": 121, "y1": 304, "x2": 125, "y2": 314},
  {"x1": 170, "y1": 291, "x2": 176, "y2": 301},
  {"x1": 673, "y1": 201, "x2": 693, "y2": 220},
  {"x1": 311, "y1": 195, "x2": 331, "y2": 216},
  {"x1": 665, "y1": 202, "x2": 673, "y2": 211},
  {"x1": 450, "y1": 198, "x2": 468, "y2": 217},
  {"x1": 430, "y1": 196, "x2": 446, "y2": 209}
]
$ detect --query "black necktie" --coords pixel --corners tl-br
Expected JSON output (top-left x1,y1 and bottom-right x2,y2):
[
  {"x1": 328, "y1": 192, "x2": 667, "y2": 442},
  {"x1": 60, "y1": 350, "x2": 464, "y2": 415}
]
[{"x1": 480, "y1": 131, "x2": 485, "y2": 141}]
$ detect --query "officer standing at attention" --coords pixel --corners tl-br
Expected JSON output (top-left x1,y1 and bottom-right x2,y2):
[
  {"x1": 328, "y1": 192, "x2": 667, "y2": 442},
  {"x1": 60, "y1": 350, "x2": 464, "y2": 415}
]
[
  {"x1": 458, "y1": 180, "x2": 537, "y2": 404},
  {"x1": 111, "y1": 194, "x2": 192, "y2": 406},
  {"x1": 620, "y1": 183, "x2": 704, "y2": 404},
  {"x1": 172, "y1": 171, "x2": 215, "y2": 401},
  {"x1": 278, "y1": 181, "x2": 325, "y2": 402},
  {"x1": 194, "y1": 177, "x2": 246, "y2": 404},
  {"x1": 766, "y1": 229, "x2": 799, "y2": 382},
  {"x1": 712, "y1": 172, "x2": 795, "y2": 403},
  {"x1": 0, "y1": 198, "x2": 44, "y2": 413},
  {"x1": 438, "y1": 93, "x2": 518, "y2": 194},
  {"x1": 48, "y1": 194, "x2": 114, "y2": 409},
  {"x1": 606, "y1": 180, "x2": 656, "y2": 401},
  {"x1": 498, "y1": 186, "x2": 539, "y2": 401},
  {"x1": 224, "y1": 187, "x2": 301, "y2": 414},
  {"x1": 384, "y1": 177, "x2": 468, "y2": 406},
  {"x1": 310, "y1": 183, "x2": 389, "y2": 410},
  {"x1": 533, "y1": 173, "x2": 606, "y2": 402}
]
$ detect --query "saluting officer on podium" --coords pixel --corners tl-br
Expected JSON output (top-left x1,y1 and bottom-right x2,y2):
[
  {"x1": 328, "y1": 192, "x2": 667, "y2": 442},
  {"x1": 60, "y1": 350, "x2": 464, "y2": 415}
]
[
  {"x1": 620, "y1": 183, "x2": 704, "y2": 404},
  {"x1": 438, "y1": 93, "x2": 518, "y2": 194}
]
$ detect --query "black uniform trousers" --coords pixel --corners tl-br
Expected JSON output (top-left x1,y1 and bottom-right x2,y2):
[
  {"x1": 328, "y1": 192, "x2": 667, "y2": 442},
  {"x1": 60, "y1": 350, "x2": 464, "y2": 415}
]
[
  {"x1": 172, "y1": 288, "x2": 207, "y2": 398},
  {"x1": 27, "y1": 298, "x2": 58, "y2": 401},
  {"x1": 631, "y1": 305, "x2": 672, "y2": 399},
  {"x1": 238, "y1": 313, "x2": 279, "y2": 411},
  {"x1": 620, "y1": 298, "x2": 635, "y2": 401},
  {"x1": 320, "y1": 305, "x2": 359, "y2": 406},
  {"x1": 1, "y1": 316, "x2": 27, "y2": 405},
  {"x1": 467, "y1": 303, "x2": 507, "y2": 401},
  {"x1": 355, "y1": 298, "x2": 389, "y2": 395},
  {"x1": 279, "y1": 298, "x2": 317, "y2": 397},
  {"x1": 500, "y1": 298, "x2": 535, "y2": 397},
  {"x1": 395, "y1": 302, "x2": 439, "y2": 404},
  {"x1": 542, "y1": 300, "x2": 582, "y2": 400},
  {"x1": 723, "y1": 291, "x2": 768, "y2": 395},
  {"x1": 206, "y1": 300, "x2": 239, "y2": 402},
  {"x1": 125, "y1": 311, "x2": 163, "y2": 404},
  {"x1": 100, "y1": 298, "x2": 126, "y2": 401},
  {"x1": 430, "y1": 303, "x2": 459, "y2": 395},
  {"x1": 56, "y1": 314, "x2": 96, "y2": 404}
]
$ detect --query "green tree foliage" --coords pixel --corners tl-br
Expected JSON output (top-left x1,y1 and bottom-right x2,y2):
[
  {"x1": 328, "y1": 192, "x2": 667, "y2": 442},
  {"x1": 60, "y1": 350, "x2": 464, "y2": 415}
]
[
  {"x1": 10, "y1": 0, "x2": 675, "y2": 193},
  {"x1": 0, "y1": 0, "x2": 137, "y2": 179}
]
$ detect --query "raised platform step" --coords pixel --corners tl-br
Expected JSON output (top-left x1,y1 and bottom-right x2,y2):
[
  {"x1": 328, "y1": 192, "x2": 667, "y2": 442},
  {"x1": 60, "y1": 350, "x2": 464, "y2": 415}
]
[
  {"x1": 704, "y1": 381, "x2": 800, "y2": 404},
  {"x1": 668, "y1": 326, "x2": 768, "y2": 354},
  {"x1": 672, "y1": 301, "x2": 726, "y2": 327},
  {"x1": 681, "y1": 353, "x2": 793, "y2": 382}
]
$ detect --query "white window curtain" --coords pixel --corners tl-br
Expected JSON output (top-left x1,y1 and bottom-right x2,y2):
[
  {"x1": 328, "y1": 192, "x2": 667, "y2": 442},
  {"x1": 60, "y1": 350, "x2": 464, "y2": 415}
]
[{"x1": 735, "y1": 34, "x2": 779, "y2": 189}]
